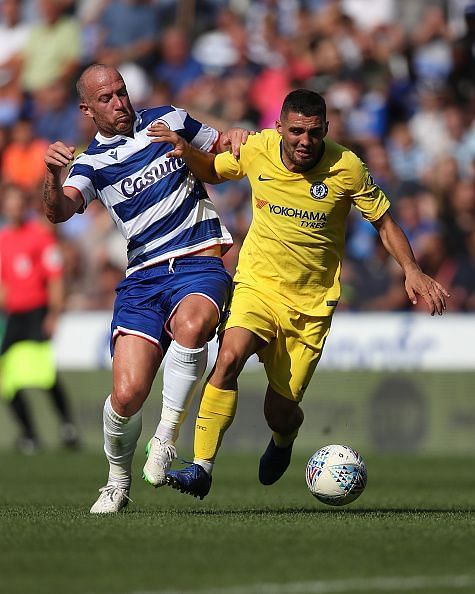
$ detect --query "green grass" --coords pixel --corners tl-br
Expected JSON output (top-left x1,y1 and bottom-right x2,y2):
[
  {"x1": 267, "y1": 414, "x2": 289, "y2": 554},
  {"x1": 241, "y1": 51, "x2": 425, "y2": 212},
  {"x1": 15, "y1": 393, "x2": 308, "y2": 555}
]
[{"x1": 1, "y1": 450, "x2": 475, "y2": 594}]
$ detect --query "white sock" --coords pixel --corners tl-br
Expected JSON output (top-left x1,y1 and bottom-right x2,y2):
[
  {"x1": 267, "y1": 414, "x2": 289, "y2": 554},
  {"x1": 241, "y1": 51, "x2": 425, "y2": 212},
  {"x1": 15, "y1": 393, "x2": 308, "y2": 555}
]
[
  {"x1": 103, "y1": 395, "x2": 142, "y2": 489},
  {"x1": 155, "y1": 341, "x2": 208, "y2": 443},
  {"x1": 194, "y1": 458, "x2": 214, "y2": 476}
]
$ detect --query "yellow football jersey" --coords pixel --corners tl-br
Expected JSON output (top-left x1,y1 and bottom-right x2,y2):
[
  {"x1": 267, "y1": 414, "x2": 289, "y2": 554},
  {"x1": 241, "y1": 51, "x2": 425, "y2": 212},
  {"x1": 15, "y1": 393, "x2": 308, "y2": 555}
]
[{"x1": 214, "y1": 129, "x2": 390, "y2": 315}]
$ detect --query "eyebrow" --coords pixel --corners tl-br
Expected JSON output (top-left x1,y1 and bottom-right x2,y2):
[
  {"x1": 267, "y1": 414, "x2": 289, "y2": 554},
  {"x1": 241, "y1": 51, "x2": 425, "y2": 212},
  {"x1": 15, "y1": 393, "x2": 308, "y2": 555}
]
[{"x1": 289, "y1": 125, "x2": 324, "y2": 131}]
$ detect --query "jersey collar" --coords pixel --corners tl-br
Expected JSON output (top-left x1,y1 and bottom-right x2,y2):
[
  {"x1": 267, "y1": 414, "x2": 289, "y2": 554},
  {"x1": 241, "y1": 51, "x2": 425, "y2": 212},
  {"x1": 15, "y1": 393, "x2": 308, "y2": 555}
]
[{"x1": 95, "y1": 111, "x2": 142, "y2": 145}]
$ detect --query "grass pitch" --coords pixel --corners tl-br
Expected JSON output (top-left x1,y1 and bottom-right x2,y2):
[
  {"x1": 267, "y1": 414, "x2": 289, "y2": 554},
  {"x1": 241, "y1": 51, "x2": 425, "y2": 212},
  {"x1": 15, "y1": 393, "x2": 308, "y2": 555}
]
[{"x1": 1, "y1": 450, "x2": 474, "y2": 594}]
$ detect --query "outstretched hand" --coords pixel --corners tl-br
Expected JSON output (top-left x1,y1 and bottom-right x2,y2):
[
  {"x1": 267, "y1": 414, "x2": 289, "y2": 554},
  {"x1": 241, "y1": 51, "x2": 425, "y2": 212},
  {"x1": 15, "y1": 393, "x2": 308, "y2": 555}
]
[
  {"x1": 147, "y1": 122, "x2": 189, "y2": 158},
  {"x1": 220, "y1": 128, "x2": 255, "y2": 158},
  {"x1": 405, "y1": 268, "x2": 450, "y2": 315}
]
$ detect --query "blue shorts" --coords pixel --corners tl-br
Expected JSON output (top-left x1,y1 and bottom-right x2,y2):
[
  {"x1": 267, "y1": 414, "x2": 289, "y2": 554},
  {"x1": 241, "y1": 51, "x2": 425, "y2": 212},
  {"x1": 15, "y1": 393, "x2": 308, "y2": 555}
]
[{"x1": 110, "y1": 256, "x2": 232, "y2": 356}]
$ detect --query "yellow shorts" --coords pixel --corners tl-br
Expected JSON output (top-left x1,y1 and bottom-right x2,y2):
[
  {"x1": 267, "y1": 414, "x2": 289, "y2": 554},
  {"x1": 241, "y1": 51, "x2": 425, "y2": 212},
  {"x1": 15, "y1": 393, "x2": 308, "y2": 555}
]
[{"x1": 223, "y1": 284, "x2": 332, "y2": 401}]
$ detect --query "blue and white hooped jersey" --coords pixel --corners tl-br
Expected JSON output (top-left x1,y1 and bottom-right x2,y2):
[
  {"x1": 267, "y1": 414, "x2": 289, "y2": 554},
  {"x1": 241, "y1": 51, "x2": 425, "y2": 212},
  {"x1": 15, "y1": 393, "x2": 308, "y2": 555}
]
[{"x1": 63, "y1": 106, "x2": 233, "y2": 276}]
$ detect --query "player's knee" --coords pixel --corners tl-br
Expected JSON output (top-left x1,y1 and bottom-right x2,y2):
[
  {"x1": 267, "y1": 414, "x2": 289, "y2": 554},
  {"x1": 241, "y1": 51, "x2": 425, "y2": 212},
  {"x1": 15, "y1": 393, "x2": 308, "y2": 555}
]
[
  {"x1": 214, "y1": 346, "x2": 245, "y2": 383},
  {"x1": 174, "y1": 315, "x2": 215, "y2": 347},
  {"x1": 112, "y1": 380, "x2": 148, "y2": 417}
]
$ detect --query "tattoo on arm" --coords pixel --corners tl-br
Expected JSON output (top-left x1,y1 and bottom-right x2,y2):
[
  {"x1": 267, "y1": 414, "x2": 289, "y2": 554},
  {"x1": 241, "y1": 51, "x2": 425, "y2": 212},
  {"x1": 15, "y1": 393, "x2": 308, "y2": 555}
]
[{"x1": 43, "y1": 178, "x2": 63, "y2": 221}]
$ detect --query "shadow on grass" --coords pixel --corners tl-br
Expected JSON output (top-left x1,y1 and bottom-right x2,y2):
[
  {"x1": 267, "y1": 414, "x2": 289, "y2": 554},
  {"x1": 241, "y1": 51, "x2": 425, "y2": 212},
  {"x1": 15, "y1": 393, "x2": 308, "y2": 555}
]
[{"x1": 128, "y1": 506, "x2": 475, "y2": 517}]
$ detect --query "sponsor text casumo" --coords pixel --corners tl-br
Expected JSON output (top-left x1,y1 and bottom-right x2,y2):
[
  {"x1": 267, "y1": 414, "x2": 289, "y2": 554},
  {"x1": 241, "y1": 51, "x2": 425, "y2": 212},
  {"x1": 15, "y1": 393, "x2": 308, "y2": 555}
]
[{"x1": 121, "y1": 157, "x2": 184, "y2": 198}]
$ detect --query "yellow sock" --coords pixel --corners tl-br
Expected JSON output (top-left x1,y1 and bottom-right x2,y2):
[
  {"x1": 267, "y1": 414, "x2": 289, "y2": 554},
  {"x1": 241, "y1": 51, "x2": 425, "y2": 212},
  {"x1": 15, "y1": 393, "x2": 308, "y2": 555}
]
[
  {"x1": 272, "y1": 429, "x2": 299, "y2": 448},
  {"x1": 194, "y1": 383, "x2": 237, "y2": 462}
]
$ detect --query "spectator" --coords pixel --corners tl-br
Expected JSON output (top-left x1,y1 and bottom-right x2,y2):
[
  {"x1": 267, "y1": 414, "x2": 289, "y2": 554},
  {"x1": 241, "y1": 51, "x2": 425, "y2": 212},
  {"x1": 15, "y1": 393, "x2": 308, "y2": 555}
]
[
  {"x1": 155, "y1": 26, "x2": 204, "y2": 99},
  {"x1": 344, "y1": 240, "x2": 407, "y2": 312},
  {"x1": 341, "y1": 0, "x2": 396, "y2": 32},
  {"x1": 442, "y1": 179, "x2": 475, "y2": 258},
  {"x1": 409, "y1": 83, "x2": 452, "y2": 160},
  {"x1": 410, "y1": 4, "x2": 453, "y2": 85},
  {"x1": 192, "y1": 8, "x2": 242, "y2": 77},
  {"x1": 345, "y1": 80, "x2": 388, "y2": 144},
  {"x1": 20, "y1": 0, "x2": 81, "y2": 94},
  {"x1": 95, "y1": 0, "x2": 159, "y2": 70},
  {"x1": 385, "y1": 121, "x2": 428, "y2": 183},
  {"x1": 449, "y1": 3, "x2": 475, "y2": 105},
  {"x1": 363, "y1": 140, "x2": 399, "y2": 196},
  {"x1": 0, "y1": 0, "x2": 31, "y2": 126},
  {"x1": 1, "y1": 116, "x2": 48, "y2": 191},
  {"x1": 85, "y1": 260, "x2": 125, "y2": 310},
  {"x1": 414, "y1": 231, "x2": 460, "y2": 312},
  {"x1": 443, "y1": 104, "x2": 475, "y2": 178},
  {"x1": 32, "y1": 79, "x2": 81, "y2": 145},
  {"x1": 393, "y1": 189, "x2": 439, "y2": 259}
]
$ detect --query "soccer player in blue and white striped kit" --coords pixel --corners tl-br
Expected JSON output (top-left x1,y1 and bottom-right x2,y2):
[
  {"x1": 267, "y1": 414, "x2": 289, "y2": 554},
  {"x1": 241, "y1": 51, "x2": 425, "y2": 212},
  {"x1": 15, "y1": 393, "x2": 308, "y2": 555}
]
[{"x1": 43, "y1": 64, "x2": 249, "y2": 513}]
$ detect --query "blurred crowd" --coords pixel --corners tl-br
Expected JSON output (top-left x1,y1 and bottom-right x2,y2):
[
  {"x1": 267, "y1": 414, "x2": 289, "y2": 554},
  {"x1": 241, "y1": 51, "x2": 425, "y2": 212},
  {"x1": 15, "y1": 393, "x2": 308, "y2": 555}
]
[{"x1": 0, "y1": 0, "x2": 474, "y2": 312}]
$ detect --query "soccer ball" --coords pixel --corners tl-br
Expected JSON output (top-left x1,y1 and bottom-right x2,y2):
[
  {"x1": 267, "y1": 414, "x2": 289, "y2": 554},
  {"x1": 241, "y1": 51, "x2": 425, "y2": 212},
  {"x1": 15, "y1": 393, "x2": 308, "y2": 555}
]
[{"x1": 305, "y1": 444, "x2": 367, "y2": 506}]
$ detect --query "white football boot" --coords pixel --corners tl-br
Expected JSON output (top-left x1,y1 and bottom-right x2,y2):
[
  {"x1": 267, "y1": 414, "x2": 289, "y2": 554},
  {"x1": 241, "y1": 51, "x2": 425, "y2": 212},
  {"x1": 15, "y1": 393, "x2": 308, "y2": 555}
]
[
  {"x1": 143, "y1": 437, "x2": 177, "y2": 487},
  {"x1": 90, "y1": 483, "x2": 131, "y2": 514}
]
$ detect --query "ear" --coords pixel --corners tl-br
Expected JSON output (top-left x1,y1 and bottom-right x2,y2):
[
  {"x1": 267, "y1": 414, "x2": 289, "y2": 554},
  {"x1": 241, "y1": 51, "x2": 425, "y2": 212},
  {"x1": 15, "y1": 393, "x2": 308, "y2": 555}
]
[
  {"x1": 324, "y1": 121, "x2": 329, "y2": 137},
  {"x1": 275, "y1": 119, "x2": 283, "y2": 136},
  {"x1": 79, "y1": 102, "x2": 92, "y2": 118}
]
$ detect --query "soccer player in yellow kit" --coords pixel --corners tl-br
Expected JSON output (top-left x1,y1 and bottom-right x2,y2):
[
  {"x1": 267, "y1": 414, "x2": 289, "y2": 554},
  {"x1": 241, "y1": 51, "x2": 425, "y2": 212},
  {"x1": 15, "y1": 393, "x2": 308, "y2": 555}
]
[{"x1": 148, "y1": 89, "x2": 449, "y2": 499}]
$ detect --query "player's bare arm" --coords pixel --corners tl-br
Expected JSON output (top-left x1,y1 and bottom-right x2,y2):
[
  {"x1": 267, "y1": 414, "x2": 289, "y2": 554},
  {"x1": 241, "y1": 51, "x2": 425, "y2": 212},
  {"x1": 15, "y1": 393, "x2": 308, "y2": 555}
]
[
  {"x1": 44, "y1": 141, "x2": 84, "y2": 223},
  {"x1": 372, "y1": 211, "x2": 450, "y2": 316},
  {"x1": 147, "y1": 123, "x2": 225, "y2": 184}
]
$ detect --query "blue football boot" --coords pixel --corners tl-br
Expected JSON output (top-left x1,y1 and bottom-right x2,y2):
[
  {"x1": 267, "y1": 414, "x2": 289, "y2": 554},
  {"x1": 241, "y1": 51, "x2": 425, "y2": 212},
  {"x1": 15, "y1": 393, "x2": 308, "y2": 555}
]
[
  {"x1": 258, "y1": 438, "x2": 294, "y2": 485},
  {"x1": 166, "y1": 463, "x2": 212, "y2": 500}
]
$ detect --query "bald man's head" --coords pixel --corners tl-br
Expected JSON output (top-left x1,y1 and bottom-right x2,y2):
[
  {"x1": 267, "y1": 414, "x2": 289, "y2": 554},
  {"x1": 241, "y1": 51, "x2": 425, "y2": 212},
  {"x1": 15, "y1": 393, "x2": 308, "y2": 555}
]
[
  {"x1": 76, "y1": 64, "x2": 121, "y2": 102},
  {"x1": 77, "y1": 65, "x2": 135, "y2": 138}
]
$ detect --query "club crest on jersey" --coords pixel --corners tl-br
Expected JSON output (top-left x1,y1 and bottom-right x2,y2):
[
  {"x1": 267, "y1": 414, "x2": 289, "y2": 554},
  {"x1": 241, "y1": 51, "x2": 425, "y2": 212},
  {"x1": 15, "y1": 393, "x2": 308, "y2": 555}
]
[
  {"x1": 310, "y1": 181, "x2": 328, "y2": 200},
  {"x1": 152, "y1": 118, "x2": 170, "y2": 129}
]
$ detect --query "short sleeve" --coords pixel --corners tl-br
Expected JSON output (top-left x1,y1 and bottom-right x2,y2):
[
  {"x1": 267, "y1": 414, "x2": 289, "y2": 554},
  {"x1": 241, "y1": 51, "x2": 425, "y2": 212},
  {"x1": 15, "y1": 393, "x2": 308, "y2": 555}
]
[
  {"x1": 351, "y1": 157, "x2": 390, "y2": 222},
  {"x1": 63, "y1": 155, "x2": 96, "y2": 210},
  {"x1": 214, "y1": 150, "x2": 247, "y2": 180},
  {"x1": 213, "y1": 134, "x2": 259, "y2": 179},
  {"x1": 167, "y1": 106, "x2": 218, "y2": 152}
]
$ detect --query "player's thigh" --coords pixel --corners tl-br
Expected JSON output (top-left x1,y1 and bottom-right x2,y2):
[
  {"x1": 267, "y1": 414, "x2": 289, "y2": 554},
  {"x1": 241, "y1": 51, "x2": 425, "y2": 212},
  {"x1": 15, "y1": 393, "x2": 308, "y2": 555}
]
[
  {"x1": 262, "y1": 314, "x2": 332, "y2": 402},
  {"x1": 167, "y1": 257, "x2": 233, "y2": 344},
  {"x1": 111, "y1": 268, "x2": 170, "y2": 355},
  {"x1": 112, "y1": 334, "x2": 163, "y2": 415}
]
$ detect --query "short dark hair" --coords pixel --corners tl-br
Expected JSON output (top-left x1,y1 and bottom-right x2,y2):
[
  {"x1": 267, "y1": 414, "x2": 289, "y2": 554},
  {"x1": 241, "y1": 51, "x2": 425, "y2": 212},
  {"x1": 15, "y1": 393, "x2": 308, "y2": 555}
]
[{"x1": 280, "y1": 89, "x2": 327, "y2": 120}]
